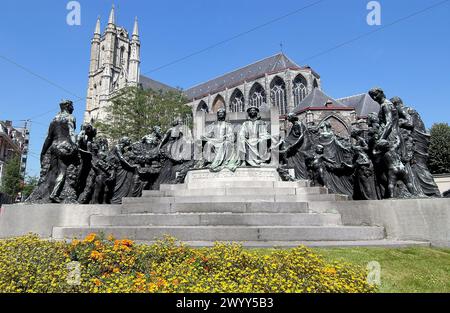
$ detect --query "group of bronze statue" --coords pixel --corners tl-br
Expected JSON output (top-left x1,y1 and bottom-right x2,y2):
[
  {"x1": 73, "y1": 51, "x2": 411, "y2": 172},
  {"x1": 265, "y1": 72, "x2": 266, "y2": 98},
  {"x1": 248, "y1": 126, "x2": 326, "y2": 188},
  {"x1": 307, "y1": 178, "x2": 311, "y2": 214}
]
[
  {"x1": 27, "y1": 100, "x2": 192, "y2": 204},
  {"x1": 27, "y1": 87, "x2": 441, "y2": 205},
  {"x1": 278, "y1": 87, "x2": 441, "y2": 200}
]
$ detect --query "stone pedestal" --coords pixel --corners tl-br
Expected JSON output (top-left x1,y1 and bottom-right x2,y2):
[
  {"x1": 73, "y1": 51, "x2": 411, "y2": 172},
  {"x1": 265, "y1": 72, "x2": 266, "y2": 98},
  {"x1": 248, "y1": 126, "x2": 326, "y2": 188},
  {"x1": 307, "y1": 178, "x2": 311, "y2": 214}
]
[{"x1": 2, "y1": 168, "x2": 449, "y2": 247}]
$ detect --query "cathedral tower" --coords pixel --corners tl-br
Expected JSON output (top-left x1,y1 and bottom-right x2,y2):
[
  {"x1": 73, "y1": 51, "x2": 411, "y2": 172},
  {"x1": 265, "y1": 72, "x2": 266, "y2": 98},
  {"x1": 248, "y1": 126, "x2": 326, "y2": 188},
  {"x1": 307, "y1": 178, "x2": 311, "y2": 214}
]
[{"x1": 84, "y1": 6, "x2": 141, "y2": 123}]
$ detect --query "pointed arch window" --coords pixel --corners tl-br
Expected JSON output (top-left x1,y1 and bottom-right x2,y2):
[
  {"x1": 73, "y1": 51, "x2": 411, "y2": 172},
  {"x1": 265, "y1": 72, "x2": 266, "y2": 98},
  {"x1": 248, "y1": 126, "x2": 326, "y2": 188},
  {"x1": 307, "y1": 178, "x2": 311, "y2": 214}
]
[
  {"x1": 196, "y1": 101, "x2": 209, "y2": 113},
  {"x1": 229, "y1": 89, "x2": 245, "y2": 112},
  {"x1": 248, "y1": 83, "x2": 266, "y2": 109},
  {"x1": 270, "y1": 76, "x2": 287, "y2": 115},
  {"x1": 212, "y1": 95, "x2": 225, "y2": 113},
  {"x1": 293, "y1": 74, "x2": 308, "y2": 107}
]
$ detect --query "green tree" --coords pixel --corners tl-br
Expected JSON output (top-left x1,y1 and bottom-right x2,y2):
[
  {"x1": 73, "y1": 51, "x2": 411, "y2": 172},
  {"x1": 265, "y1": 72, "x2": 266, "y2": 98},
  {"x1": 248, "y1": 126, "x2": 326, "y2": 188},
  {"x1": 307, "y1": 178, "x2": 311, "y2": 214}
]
[
  {"x1": 21, "y1": 175, "x2": 38, "y2": 200},
  {"x1": 95, "y1": 87, "x2": 192, "y2": 142},
  {"x1": 0, "y1": 156, "x2": 22, "y2": 199},
  {"x1": 428, "y1": 123, "x2": 450, "y2": 174}
]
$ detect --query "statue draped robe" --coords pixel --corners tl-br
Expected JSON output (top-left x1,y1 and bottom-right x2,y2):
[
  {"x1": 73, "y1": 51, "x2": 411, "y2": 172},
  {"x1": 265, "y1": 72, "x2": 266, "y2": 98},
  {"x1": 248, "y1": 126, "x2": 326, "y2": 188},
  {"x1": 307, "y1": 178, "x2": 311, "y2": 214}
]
[
  {"x1": 237, "y1": 119, "x2": 271, "y2": 166},
  {"x1": 202, "y1": 120, "x2": 239, "y2": 172},
  {"x1": 283, "y1": 121, "x2": 308, "y2": 179}
]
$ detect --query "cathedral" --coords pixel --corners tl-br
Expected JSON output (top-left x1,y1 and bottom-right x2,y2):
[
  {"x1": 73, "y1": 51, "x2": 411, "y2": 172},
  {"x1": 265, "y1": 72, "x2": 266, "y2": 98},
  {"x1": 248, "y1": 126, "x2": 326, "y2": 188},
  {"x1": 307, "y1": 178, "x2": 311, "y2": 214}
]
[{"x1": 84, "y1": 7, "x2": 379, "y2": 138}]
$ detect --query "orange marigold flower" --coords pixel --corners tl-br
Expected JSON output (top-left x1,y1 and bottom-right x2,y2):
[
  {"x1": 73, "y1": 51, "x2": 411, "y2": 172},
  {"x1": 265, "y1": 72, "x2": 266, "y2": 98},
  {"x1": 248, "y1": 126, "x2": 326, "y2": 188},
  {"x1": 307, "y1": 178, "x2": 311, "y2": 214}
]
[
  {"x1": 156, "y1": 278, "x2": 167, "y2": 287},
  {"x1": 137, "y1": 272, "x2": 145, "y2": 278},
  {"x1": 113, "y1": 267, "x2": 120, "y2": 273},
  {"x1": 90, "y1": 250, "x2": 103, "y2": 261},
  {"x1": 107, "y1": 234, "x2": 115, "y2": 241},
  {"x1": 84, "y1": 233, "x2": 97, "y2": 243},
  {"x1": 121, "y1": 239, "x2": 134, "y2": 247},
  {"x1": 71, "y1": 239, "x2": 80, "y2": 246},
  {"x1": 93, "y1": 279, "x2": 102, "y2": 286}
]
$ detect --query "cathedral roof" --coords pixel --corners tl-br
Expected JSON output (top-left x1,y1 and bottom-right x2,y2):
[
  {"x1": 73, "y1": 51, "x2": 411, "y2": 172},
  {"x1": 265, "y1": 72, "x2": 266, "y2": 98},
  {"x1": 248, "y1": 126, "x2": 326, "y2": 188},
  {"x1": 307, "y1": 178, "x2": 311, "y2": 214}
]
[
  {"x1": 139, "y1": 75, "x2": 177, "y2": 92},
  {"x1": 337, "y1": 93, "x2": 380, "y2": 117},
  {"x1": 293, "y1": 88, "x2": 350, "y2": 114},
  {"x1": 184, "y1": 53, "x2": 305, "y2": 100}
]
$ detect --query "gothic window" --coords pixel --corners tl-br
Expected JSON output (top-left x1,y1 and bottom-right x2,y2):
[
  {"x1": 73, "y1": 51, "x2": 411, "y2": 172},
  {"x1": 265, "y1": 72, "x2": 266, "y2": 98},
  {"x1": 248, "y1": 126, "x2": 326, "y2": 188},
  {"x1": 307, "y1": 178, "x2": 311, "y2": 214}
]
[
  {"x1": 212, "y1": 95, "x2": 225, "y2": 113},
  {"x1": 313, "y1": 79, "x2": 319, "y2": 88},
  {"x1": 229, "y1": 89, "x2": 245, "y2": 112},
  {"x1": 293, "y1": 74, "x2": 308, "y2": 107},
  {"x1": 323, "y1": 116, "x2": 350, "y2": 138},
  {"x1": 270, "y1": 76, "x2": 287, "y2": 115},
  {"x1": 248, "y1": 83, "x2": 266, "y2": 109},
  {"x1": 120, "y1": 47, "x2": 125, "y2": 65},
  {"x1": 196, "y1": 101, "x2": 209, "y2": 113}
]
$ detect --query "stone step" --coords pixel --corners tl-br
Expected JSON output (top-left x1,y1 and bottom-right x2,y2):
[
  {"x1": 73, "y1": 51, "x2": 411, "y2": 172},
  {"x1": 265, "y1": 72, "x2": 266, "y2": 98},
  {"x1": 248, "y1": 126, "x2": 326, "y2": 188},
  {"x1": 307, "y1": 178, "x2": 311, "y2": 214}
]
[
  {"x1": 145, "y1": 187, "x2": 328, "y2": 197},
  {"x1": 159, "y1": 180, "x2": 310, "y2": 191},
  {"x1": 90, "y1": 213, "x2": 342, "y2": 227},
  {"x1": 52, "y1": 225, "x2": 385, "y2": 241},
  {"x1": 123, "y1": 194, "x2": 347, "y2": 205},
  {"x1": 121, "y1": 202, "x2": 312, "y2": 214},
  {"x1": 142, "y1": 190, "x2": 166, "y2": 197},
  {"x1": 133, "y1": 239, "x2": 431, "y2": 248}
]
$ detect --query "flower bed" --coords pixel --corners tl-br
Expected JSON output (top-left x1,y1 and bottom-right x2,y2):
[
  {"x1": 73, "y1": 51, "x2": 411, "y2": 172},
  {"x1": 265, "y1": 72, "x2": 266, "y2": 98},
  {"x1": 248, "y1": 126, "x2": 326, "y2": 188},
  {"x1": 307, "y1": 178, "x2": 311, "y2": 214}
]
[{"x1": 0, "y1": 234, "x2": 376, "y2": 293}]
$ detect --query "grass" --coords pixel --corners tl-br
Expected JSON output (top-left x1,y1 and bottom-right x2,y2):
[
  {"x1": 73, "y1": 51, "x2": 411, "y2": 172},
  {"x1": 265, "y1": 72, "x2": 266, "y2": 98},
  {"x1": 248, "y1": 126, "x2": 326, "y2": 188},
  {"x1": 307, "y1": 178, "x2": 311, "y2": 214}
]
[{"x1": 255, "y1": 246, "x2": 450, "y2": 293}]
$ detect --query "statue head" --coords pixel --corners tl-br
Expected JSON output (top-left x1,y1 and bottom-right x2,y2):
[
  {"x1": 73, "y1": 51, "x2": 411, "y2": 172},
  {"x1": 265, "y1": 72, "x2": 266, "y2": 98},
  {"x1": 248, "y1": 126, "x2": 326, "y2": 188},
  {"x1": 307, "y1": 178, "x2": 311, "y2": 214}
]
[
  {"x1": 375, "y1": 139, "x2": 390, "y2": 153},
  {"x1": 368, "y1": 87, "x2": 386, "y2": 104},
  {"x1": 66, "y1": 164, "x2": 78, "y2": 181},
  {"x1": 153, "y1": 126, "x2": 162, "y2": 135},
  {"x1": 172, "y1": 118, "x2": 183, "y2": 127},
  {"x1": 217, "y1": 108, "x2": 226, "y2": 121},
  {"x1": 390, "y1": 96, "x2": 404, "y2": 108},
  {"x1": 247, "y1": 106, "x2": 259, "y2": 119},
  {"x1": 96, "y1": 137, "x2": 109, "y2": 151},
  {"x1": 367, "y1": 112, "x2": 379, "y2": 125},
  {"x1": 351, "y1": 128, "x2": 363, "y2": 139},
  {"x1": 315, "y1": 144, "x2": 324, "y2": 155},
  {"x1": 287, "y1": 113, "x2": 299, "y2": 123},
  {"x1": 81, "y1": 122, "x2": 97, "y2": 138},
  {"x1": 118, "y1": 136, "x2": 132, "y2": 147},
  {"x1": 60, "y1": 100, "x2": 74, "y2": 114}
]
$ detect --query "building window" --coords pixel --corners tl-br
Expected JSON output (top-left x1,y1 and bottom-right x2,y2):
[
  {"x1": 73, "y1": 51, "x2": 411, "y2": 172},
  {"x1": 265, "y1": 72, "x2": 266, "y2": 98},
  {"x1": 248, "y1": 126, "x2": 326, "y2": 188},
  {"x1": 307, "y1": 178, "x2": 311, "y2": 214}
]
[
  {"x1": 120, "y1": 46, "x2": 125, "y2": 65},
  {"x1": 313, "y1": 79, "x2": 319, "y2": 88},
  {"x1": 293, "y1": 74, "x2": 308, "y2": 107},
  {"x1": 212, "y1": 95, "x2": 226, "y2": 113},
  {"x1": 196, "y1": 101, "x2": 209, "y2": 113},
  {"x1": 229, "y1": 89, "x2": 245, "y2": 112},
  {"x1": 248, "y1": 83, "x2": 266, "y2": 109},
  {"x1": 270, "y1": 76, "x2": 287, "y2": 115}
]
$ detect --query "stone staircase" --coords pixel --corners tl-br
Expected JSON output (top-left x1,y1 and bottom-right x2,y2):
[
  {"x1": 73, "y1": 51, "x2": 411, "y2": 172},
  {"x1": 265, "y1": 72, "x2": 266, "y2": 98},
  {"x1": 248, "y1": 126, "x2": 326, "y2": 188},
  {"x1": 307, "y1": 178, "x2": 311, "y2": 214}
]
[{"x1": 52, "y1": 168, "x2": 429, "y2": 247}]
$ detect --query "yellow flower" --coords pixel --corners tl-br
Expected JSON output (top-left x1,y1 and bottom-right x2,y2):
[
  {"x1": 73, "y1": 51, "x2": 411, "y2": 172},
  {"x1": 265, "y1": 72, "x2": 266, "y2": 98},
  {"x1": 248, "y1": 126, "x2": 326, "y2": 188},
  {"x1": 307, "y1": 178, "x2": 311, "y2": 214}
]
[
  {"x1": 90, "y1": 250, "x2": 103, "y2": 261},
  {"x1": 84, "y1": 233, "x2": 97, "y2": 243}
]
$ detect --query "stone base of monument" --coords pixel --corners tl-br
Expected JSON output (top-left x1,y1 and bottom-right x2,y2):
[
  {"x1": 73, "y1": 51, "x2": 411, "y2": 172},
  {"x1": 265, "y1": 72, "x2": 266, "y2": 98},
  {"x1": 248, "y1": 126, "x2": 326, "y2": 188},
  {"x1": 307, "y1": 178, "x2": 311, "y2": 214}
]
[{"x1": 8, "y1": 167, "x2": 437, "y2": 248}]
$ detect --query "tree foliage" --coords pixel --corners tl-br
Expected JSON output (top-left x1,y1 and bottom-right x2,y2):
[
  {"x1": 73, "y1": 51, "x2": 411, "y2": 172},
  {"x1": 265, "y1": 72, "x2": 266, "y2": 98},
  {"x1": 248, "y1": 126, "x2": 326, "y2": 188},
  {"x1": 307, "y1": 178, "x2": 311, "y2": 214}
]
[
  {"x1": 21, "y1": 175, "x2": 39, "y2": 200},
  {"x1": 0, "y1": 156, "x2": 22, "y2": 199},
  {"x1": 428, "y1": 123, "x2": 450, "y2": 174},
  {"x1": 95, "y1": 87, "x2": 192, "y2": 142}
]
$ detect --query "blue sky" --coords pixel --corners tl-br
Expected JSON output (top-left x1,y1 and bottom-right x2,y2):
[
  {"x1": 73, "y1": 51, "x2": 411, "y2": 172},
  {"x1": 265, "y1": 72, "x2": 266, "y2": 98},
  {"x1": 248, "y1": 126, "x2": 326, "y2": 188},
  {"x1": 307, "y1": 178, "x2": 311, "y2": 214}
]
[{"x1": 0, "y1": 0, "x2": 449, "y2": 177}]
